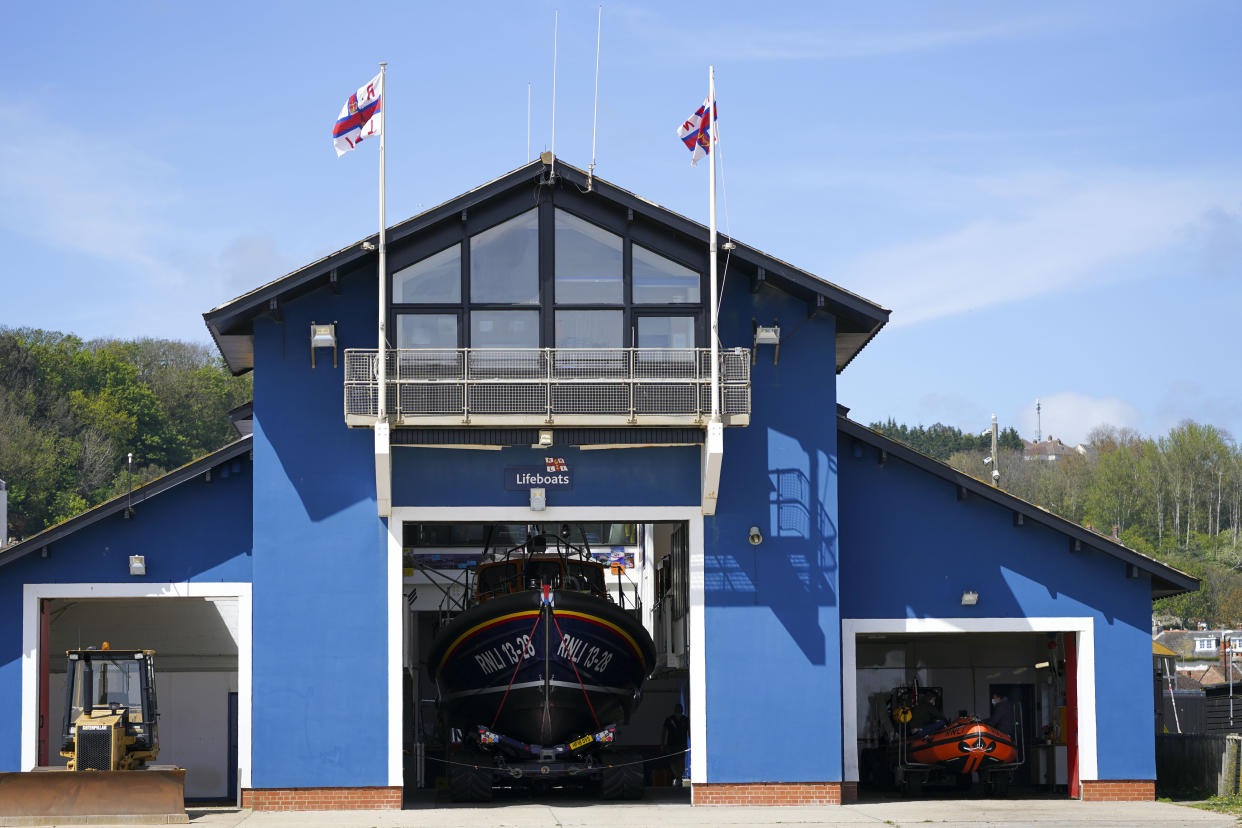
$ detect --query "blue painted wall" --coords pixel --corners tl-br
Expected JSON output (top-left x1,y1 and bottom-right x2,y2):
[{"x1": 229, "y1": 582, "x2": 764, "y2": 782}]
[
  {"x1": 0, "y1": 454, "x2": 253, "y2": 771},
  {"x1": 393, "y1": 444, "x2": 699, "y2": 507},
  {"x1": 838, "y1": 436, "x2": 1156, "y2": 781},
  {"x1": 249, "y1": 272, "x2": 391, "y2": 789},
  {"x1": 702, "y1": 276, "x2": 843, "y2": 783}
]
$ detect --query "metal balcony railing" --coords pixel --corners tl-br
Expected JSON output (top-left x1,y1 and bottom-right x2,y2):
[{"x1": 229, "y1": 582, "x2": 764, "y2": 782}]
[{"x1": 344, "y1": 347, "x2": 750, "y2": 427}]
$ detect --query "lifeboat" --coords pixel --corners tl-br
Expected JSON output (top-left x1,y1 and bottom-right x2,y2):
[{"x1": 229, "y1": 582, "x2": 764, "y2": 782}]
[
  {"x1": 426, "y1": 530, "x2": 656, "y2": 747},
  {"x1": 908, "y1": 717, "x2": 1019, "y2": 775}
]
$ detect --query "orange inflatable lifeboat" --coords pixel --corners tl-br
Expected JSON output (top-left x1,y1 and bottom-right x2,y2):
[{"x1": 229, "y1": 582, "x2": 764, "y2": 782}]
[{"x1": 908, "y1": 717, "x2": 1018, "y2": 775}]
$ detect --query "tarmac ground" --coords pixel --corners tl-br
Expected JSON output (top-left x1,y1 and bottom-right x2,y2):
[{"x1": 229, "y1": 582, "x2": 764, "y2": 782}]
[{"x1": 64, "y1": 787, "x2": 1236, "y2": 828}]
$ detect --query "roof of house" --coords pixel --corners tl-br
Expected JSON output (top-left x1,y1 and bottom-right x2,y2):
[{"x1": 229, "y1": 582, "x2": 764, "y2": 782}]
[
  {"x1": 1169, "y1": 672, "x2": 1204, "y2": 691},
  {"x1": 838, "y1": 413, "x2": 1198, "y2": 599},
  {"x1": 203, "y1": 155, "x2": 890, "y2": 376},
  {"x1": 0, "y1": 437, "x2": 252, "y2": 570}
]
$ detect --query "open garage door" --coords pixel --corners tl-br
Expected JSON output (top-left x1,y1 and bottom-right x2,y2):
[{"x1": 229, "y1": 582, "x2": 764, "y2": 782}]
[
  {"x1": 40, "y1": 597, "x2": 240, "y2": 800},
  {"x1": 845, "y1": 622, "x2": 1087, "y2": 800},
  {"x1": 399, "y1": 520, "x2": 692, "y2": 804}
]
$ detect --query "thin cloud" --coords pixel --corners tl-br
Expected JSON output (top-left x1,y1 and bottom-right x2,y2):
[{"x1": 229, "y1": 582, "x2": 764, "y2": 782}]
[
  {"x1": 1017, "y1": 392, "x2": 1141, "y2": 446},
  {"x1": 612, "y1": 7, "x2": 1081, "y2": 62},
  {"x1": 836, "y1": 169, "x2": 1242, "y2": 326},
  {"x1": 0, "y1": 110, "x2": 190, "y2": 285}
]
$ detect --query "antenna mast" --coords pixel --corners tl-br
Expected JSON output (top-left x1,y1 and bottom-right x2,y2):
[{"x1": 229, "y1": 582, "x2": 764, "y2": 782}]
[
  {"x1": 527, "y1": 82, "x2": 532, "y2": 163},
  {"x1": 1036, "y1": 399, "x2": 1042, "y2": 443},
  {"x1": 588, "y1": 4, "x2": 602, "y2": 190}
]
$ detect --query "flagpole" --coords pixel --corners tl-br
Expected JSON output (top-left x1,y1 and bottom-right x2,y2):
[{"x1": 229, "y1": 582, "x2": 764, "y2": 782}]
[
  {"x1": 377, "y1": 62, "x2": 388, "y2": 423},
  {"x1": 708, "y1": 65, "x2": 720, "y2": 424}
]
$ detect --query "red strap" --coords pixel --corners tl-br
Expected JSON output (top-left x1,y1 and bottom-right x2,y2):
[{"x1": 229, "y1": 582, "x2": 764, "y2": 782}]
[
  {"x1": 490, "y1": 613, "x2": 543, "y2": 731},
  {"x1": 551, "y1": 611, "x2": 601, "y2": 731}
]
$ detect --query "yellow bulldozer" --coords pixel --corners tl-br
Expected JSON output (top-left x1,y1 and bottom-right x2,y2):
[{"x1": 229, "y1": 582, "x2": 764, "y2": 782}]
[{"x1": 0, "y1": 644, "x2": 187, "y2": 824}]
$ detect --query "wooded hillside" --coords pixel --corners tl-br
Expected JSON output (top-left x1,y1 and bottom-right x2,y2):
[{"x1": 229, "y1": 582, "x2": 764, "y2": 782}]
[
  {"x1": 872, "y1": 418, "x2": 1242, "y2": 626},
  {"x1": 0, "y1": 327, "x2": 252, "y2": 541}
]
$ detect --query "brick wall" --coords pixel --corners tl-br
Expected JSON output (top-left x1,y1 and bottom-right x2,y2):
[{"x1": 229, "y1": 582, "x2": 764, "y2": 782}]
[
  {"x1": 692, "y1": 782, "x2": 845, "y2": 806},
  {"x1": 241, "y1": 787, "x2": 402, "y2": 810},
  {"x1": 1079, "y1": 780, "x2": 1155, "y2": 802}
]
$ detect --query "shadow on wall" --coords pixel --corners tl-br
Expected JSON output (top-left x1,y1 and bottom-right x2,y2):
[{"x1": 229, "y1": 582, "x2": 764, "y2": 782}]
[
  {"x1": 255, "y1": 315, "x2": 375, "y2": 523},
  {"x1": 706, "y1": 426, "x2": 838, "y2": 665},
  {"x1": 838, "y1": 435, "x2": 1136, "y2": 628}
]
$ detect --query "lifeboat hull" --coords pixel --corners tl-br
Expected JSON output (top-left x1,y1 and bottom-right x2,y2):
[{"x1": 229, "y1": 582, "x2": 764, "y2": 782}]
[
  {"x1": 427, "y1": 589, "x2": 655, "y2": 746},
  {"x1": 908, "y1": 718, "x2": 1018, "y2": 774}
]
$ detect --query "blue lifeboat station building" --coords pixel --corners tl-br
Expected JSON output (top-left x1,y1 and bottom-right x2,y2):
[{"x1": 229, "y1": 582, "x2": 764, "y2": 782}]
[{"x1": 0, "y1": 157, "x2": 1195, "y2": 809}]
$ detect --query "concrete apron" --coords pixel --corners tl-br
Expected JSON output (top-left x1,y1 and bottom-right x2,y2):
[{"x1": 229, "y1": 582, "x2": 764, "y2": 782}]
[{"x1": 66, "y1": 799, "x2": 1235, "y2": 828}]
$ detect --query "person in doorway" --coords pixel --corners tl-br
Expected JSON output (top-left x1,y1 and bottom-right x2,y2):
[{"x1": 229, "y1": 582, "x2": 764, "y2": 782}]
[
  {"x1": 985, "y1": 691, "x2": 1015, "y2": 735},
  {"x1": 909, "y1": 690, "x2": 947, "y2": 737},
  {"x1": 662, "y1": 703, "x2": 690, "y2": 786}
]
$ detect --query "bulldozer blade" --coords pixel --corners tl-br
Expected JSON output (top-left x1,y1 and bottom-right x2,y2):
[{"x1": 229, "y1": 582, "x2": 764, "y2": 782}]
[{"x1": 0, "y1": 767, "x2": 187, "y2": 825}]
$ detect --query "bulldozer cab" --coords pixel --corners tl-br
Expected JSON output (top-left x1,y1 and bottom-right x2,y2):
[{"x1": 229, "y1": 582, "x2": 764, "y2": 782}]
[
  {"x1": 61, "y1": 648, "x2": 159, "y2": 768},
  {"x1": 0, "y1": 647, "x2": 184, "y2": 823}
]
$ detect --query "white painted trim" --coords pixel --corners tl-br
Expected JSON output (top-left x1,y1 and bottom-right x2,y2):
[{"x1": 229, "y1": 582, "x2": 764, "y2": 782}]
[
  {"x1": 21, "y1": 582, "x2": 253, "y2": 789},
  {"x1": 388, "y1": 505, "x2": 706, "y2": 784},
  {"x1": 687, "y1": 514, "x2": 706, "y2": 784},
  {"x1": 840, "y1": 617, "x2": 1097, "y2": 783},
  {"x1": 386, "y1": 517, "x2": 402, "y2": 787}
]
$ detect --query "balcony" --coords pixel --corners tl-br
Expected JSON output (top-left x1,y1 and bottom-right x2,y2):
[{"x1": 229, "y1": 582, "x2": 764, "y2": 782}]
[{"x1": 344, "y1": 348, "x2": 750, "y2": 428}]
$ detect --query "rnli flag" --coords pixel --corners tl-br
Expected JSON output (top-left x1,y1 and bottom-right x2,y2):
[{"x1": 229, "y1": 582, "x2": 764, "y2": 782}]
[
  {"x1": 333, "y1": 72, "x2": 383, "y2": 157},
  {"x1": 676, "y1": 97, "x2": 715, "y2": 166}
]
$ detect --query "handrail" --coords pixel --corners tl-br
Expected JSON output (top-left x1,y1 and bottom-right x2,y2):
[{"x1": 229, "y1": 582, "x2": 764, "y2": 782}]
[{"x1": 343, "y1": 347, "x2": 750, "y2": 426}]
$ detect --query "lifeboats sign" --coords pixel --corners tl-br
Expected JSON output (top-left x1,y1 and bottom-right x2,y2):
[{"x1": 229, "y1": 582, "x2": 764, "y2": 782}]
[{"x1": 504, "y1": 457, "x2": 573, "y2": 490}]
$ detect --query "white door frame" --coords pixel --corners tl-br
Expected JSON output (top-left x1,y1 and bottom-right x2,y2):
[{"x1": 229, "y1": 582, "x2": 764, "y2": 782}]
[
  {"x1": 841, "y1": 616, "x2": 1096, "y2": 783},
  {"x1": 22, "y1": 582, "x2": 253, "y2": 788},
  {"x1": 388, "y1": 506, "x2": 705, "y2": 786}
]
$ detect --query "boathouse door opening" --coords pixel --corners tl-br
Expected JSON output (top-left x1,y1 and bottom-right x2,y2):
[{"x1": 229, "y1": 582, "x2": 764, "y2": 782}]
[{"x1": 392, "y1": 510, "x2": 698, "y2": 804}]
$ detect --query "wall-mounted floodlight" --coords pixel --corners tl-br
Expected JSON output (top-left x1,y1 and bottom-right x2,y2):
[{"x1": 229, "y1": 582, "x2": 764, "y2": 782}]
[
  {"x1": 982, "y1": 456, "x2": 993, "y2": 465},
  {"x1": 530, "y1": 488, "x2": 546, "y2": 511},
  {"x1": 361, "y1": 241, "x2": 377, "y2": 251},
  {"x1": 310, "y1": 322, "x2": 338, "y2": 369},
  {"x1": 748, "y1": 526, "x2": 763, "y2": 546},
  {"x1": 752, "y1": 320, "x2": 781, "y2": 365},
  {"x1": 128, "y1": 555, "x2": 146, "y2": 577},
  {"x1": 960, "y1": 590, "x2": 979, "y2": 606},
  {"x1": 538, "y1": 430, "x2": 554, "y2": 448}
]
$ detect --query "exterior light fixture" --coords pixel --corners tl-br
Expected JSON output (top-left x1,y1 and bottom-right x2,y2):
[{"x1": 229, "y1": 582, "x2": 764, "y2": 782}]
[
  {"x1": 752, "y1": 321, "x2": 781, "y2": 365},
  {"x1": 310, "y1": 322, "x2": 338, "y2": 369},
  {"x1": 754, "y1": 326, "x2": 780, "y2": 345},
  {"x1": 960, "y1": 590, "x2": 979, "y2": 606},
  {"x1": 128, "y1": 555, "x2": 147, "y2": 577},
  {"x1": 538, "y1": 430, "x2": 554, "y2": 448},
  {"x1": 748, "y1": 526, "x2": 763, "y2": 546},
  {"x1": 530, "y1": 488, "x2": 546, "y2": 511}
]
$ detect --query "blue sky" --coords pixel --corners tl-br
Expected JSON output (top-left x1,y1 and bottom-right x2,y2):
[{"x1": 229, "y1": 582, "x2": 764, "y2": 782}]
[{"x1": 2, "y1": 1, "x2": 1239, "y2": 445}]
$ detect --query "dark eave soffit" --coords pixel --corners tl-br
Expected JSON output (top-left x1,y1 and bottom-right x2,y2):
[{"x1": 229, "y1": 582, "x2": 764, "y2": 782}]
[
  {"x1": 203, "y1": 157, "x2": 890, "y2": 376},
  {"x1": 837, "y1": 416, "x2": 1198, "y2": 599}
]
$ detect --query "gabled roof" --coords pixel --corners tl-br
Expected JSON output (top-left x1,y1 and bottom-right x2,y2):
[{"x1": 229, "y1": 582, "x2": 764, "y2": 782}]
[
  {"x1": 838, "y1": 414, "x2": 1198, "y2": 599},
  {"x1": 0, "y1": 437, "x2": 252, "y2": 570},
  {"x1": 203, "y1": 155, "x2": 889, "y2": 375}
]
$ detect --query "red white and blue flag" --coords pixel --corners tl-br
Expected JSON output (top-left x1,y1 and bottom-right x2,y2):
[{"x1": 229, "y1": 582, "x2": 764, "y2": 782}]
[
  {"x1": 333, "y1": 72, "x2": 383, "y2": 157},
  {"x1": 676, "y1": 96, "x2": 715, "y2": 166}
]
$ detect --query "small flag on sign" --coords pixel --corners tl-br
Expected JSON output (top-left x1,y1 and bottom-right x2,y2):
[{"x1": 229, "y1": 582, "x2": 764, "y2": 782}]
[
  {"x1": 676, "y1": 97, "x2": 715, "y2": 166},
  {"x1": 333, "y1": 72, "x2": 383, "y2": 157}
]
